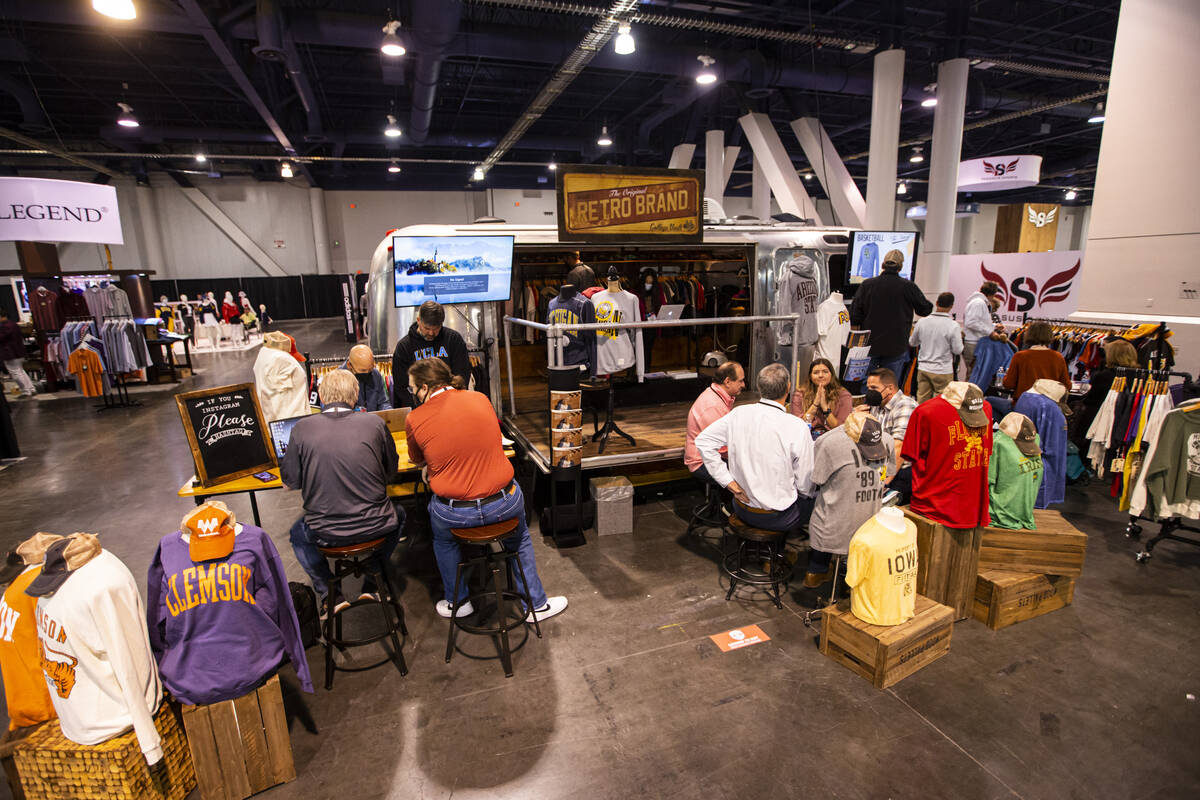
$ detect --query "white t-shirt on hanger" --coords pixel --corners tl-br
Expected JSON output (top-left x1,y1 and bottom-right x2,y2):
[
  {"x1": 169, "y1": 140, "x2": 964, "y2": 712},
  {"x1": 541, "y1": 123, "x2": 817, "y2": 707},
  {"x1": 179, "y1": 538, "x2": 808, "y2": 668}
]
[{"x1": 815, "y1": 292, "x2": 851, "y2": 369}]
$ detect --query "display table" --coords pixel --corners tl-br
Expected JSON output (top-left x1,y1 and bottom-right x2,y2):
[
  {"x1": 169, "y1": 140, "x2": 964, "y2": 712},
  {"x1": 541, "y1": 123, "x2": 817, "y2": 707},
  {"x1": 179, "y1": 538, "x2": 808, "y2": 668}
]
[
  {"x1": 978, "y1": 509, "x2": 1088, "y2": 577},
  {"x1": 903, "y1": 508, "x2": 983, "y2": 622},
  {"x1": 819, "y1": 595, "x2": 954, "y2": 689}
]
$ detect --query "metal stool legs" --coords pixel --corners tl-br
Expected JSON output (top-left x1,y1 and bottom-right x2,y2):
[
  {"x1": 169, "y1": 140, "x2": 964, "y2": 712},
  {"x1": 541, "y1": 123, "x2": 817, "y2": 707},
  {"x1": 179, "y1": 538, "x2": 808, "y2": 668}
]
[
  {"x1": 687, "y1": 481, "x2": 727, "y2": 538},
  {"x1": 323, "y1": 551, "x2": 408, "y2": 690},
  {"x1": 722, "y1": 534, "x2": 790, "y2": 609}
]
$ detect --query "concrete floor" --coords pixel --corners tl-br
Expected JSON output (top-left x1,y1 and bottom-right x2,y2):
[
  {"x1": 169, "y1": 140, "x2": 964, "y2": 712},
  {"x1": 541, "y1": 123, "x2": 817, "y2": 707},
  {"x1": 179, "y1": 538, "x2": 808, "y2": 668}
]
[{"x1": 1, "y1": 318, "x2": 1199, "y2": 800}]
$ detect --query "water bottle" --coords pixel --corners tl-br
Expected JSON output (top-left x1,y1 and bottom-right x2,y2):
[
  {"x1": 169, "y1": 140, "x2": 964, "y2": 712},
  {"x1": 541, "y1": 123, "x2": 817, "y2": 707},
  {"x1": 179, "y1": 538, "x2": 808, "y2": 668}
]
[{"x1": 994, "y1": 366, "x2": 1006, "y2": 388}]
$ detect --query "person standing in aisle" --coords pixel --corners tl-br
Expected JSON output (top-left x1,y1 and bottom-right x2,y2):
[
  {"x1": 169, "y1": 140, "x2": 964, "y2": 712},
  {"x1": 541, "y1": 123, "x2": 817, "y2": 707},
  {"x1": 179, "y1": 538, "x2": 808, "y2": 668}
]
[
  {"x1": 684, "y1": 361, "x2": 746, "y2": 486},
  {"x1": 391, "y1": 301, "x2": 471, "y2": 408},
  {"x1": 404, "y1": 358, "x2": 568, "y2": 622},
  {"x1": 962, "y1": 281, "x2": 1003, "y2": 376},
  {"x1": 848, "y1": 249, "x2": 933, "y2": 381},
  {"x1": 0, "y1": 310, "x2": 35, "y2": 397},
  {"x1": 908, "y1": 292, "x2": 964, "y2": 403}
]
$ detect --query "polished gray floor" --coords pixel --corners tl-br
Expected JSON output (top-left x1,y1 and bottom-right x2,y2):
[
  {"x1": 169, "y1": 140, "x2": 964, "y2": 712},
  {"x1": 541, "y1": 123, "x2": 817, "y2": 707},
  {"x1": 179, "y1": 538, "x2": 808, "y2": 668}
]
[{"x1": 1, "y1": 319, "x2": 1198, "y2": 800}]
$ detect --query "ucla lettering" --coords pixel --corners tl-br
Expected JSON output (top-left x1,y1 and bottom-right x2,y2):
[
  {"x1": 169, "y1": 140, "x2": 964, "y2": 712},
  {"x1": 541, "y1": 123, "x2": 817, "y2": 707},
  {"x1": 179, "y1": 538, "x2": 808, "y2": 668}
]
[
  {"x1": 413, "y1": 345, "x2": 449, "y2": 361},
  {"x1": 167, "y1": 563, "x2": 256, "y2": 617}
]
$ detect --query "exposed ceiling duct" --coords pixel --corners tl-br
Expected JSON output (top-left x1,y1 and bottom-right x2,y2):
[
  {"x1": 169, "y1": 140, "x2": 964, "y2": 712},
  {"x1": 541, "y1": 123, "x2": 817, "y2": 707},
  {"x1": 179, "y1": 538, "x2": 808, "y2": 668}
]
[
  {"x1": 409, "y1": 0, "x2": 464, "y2": 145},
  {"x1": 0, "y1": 74, "x2": 49, "y2": 133},
  {"x1": 251, "y1": 0, "x2": 324, "y2": 143}
]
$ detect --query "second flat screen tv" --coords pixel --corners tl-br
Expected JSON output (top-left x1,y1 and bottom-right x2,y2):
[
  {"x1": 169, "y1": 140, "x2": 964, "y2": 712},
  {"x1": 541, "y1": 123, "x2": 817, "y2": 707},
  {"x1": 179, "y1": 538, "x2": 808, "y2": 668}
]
[
  {"x1": 393, "y1": 234, "x2": 515, "y2": 307},
  {"x1": 847, "y1": 231, "x2": 920, "y2": 284}
]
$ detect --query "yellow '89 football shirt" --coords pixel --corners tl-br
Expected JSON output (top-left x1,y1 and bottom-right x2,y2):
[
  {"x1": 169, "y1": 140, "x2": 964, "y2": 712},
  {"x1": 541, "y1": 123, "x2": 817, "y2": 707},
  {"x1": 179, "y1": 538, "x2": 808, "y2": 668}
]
[{"x1": 844, "y1": 515, "x2": 919, "y2": 626}]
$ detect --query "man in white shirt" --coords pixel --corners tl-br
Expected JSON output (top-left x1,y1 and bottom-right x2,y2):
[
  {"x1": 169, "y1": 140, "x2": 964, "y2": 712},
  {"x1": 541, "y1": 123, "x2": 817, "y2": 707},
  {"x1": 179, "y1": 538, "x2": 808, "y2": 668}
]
[
  {"x1": 695, "y1": 363, "x2": 815, "y2": 534},
  {"x1": 962, "y1": 281, "x2": 1002, "y2": 376},
  {"x1": 908, "y1": 292, "x2": 964, "y2": 403}
]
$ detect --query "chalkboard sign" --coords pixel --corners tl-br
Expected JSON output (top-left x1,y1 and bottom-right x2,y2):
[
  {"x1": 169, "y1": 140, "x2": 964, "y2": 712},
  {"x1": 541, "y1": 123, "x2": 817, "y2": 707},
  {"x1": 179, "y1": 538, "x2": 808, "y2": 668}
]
[{"x1": 176, "y1": 383, "x2": 277, "y2": 487}]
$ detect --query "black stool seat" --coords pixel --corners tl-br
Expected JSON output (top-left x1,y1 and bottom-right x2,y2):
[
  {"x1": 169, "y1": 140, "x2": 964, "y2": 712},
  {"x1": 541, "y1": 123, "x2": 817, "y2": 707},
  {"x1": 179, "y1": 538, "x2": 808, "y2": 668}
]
[
  {"x1": 445, "y1": 517, "x2": 541, "y2": 677},
  {"x1": 319, "y1": 537, "x2": 407, "y2": 690},
  {"x1": 722, "y1": 514, "x2": 791, "y2": 609}
]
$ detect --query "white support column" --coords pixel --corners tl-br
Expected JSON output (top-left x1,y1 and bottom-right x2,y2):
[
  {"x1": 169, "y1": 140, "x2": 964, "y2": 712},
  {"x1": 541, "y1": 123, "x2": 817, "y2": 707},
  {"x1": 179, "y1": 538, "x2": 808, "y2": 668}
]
[
  {"x1": 309, "y1": 186, "x2": 332, "y2": 275},
  {"x1": 721, "y1": 145, "x2": 740, "y2": 189},
  {"x1": 920, "y1": 58, "x2": 969, "y2": 293},
  {"x1": 179, "y1": 188, "x2": 288, "y2": 277},
  {"x1": 790, "y1": 117, "x2": 866, "y2": 228},
  {"x1": 752, "y1": 155, "x2": 771, "y2": 221},
  {"x1": 135, "y1": 184, "x2": 167, "y2": 273},
  {"x1": 866, "y1": 48, "x2": 905, "y2": 230},
  {"x1": 705, "y1": 130, "x2": 725, "y2": 205},
  {"x1": 738, "y1": 112, "x2": 822, "y2": 224},
  {"x1": 668, "y1": 143, "x2": 695, "y2": 169}
]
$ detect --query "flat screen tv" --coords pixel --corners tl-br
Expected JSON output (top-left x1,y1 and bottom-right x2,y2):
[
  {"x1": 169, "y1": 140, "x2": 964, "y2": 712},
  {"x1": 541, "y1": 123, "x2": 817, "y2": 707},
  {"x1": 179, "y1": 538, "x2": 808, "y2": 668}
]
[
  {"x1": 392, "y1": 234, "x2": 515, "y2": 307},
  {"x1": 847, "y1": 230, "x2": 920, "y2": 284}
]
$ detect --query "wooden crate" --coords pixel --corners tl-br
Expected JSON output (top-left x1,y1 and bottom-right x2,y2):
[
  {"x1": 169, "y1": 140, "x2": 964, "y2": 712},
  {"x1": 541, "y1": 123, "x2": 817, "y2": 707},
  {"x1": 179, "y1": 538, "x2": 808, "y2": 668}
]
[
  {"x1": 180, "y1": 674, "x2": 296, "y2": 800},
  {"x1": 819, "y1": 595, "x2": 955, "y2": 689},
  {"x1": 973, "y1": 570, "x2": 1076, "y2": 630},
  {"x1": 904, "y1": 508, "x2": 983, "y2": 621},
  {"x1": 979, "y1": 509, "x2": 1088, "y2": 577},
  {"x1": 13, "y1": 700, "x2": 195, "y2": 800},
  {"x1": 0, "y1": 723, "x2": 41, "y2": 800}
]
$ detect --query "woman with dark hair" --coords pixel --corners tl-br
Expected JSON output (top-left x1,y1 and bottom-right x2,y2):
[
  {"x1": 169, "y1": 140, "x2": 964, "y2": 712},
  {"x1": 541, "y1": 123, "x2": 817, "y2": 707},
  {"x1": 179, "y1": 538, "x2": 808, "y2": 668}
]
[
  {"x1": 790, "y1": 358, "x2": 853, "y2": 435},
  {"x1": 1002, "y1": 321, "x2": 1072, "y2": 402}
]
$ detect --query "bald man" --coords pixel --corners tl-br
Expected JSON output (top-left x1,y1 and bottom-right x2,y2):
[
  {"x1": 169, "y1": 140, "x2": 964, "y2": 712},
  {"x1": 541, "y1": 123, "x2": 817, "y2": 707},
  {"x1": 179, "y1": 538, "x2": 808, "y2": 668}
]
[{"x1": 337, "y1": 344, "x2": 392, "y2": 412}]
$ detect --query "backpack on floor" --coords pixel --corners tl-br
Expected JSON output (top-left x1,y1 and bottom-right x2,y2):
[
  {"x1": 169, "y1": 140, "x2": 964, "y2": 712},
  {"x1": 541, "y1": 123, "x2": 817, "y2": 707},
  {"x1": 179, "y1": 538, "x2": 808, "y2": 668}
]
[{"x1": 289, "y1": 581, "x2": 321, "y2": 648}]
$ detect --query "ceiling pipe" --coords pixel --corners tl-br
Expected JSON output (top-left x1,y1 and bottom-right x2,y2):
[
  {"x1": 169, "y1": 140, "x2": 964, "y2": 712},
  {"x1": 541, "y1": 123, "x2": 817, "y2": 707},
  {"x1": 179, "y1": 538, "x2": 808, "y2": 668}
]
[
  {"x1": 0, "y1": 74, "x2": 49, "y2": 133},
  {"x1": 251, "y1": 0, "x2": 324, "y2": 142},
  {"x1": 409, "y1": 0, "x2": 464, "y2": 145}
]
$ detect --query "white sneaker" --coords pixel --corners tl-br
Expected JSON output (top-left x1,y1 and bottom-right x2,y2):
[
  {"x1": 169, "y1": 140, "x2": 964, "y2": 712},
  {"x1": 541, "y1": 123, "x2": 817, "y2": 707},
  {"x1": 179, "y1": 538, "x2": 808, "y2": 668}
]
[
  {"x1": 436, "y1": 599, "x2": 474, "y2": 618},
  {"x1": 525, "y1": 596, "x2": 568, "y2": 624}
]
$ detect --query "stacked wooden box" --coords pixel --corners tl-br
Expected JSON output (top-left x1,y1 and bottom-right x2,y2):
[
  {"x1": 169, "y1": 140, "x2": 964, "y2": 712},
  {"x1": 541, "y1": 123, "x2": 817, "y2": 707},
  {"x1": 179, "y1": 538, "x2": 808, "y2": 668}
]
[
  {"x1": 903, "y1": 509, "x2": 983, "y2": 621},
  {"x1": 820, "y1": 595, "x2": 955, "y2": 689},
  {"x1": 973, "y1": 509, "x2": 1087, "y2": 630}
]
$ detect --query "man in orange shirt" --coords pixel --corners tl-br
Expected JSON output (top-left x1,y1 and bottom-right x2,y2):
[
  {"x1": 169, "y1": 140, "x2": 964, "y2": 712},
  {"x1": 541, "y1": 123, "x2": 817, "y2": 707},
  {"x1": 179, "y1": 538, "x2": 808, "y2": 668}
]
[
  {"x1": 405, "y1": 358, "x2": 567, "y2": 621},
  {"x1": 0, "y1": 533, "x2": 62, "y2": 731}
]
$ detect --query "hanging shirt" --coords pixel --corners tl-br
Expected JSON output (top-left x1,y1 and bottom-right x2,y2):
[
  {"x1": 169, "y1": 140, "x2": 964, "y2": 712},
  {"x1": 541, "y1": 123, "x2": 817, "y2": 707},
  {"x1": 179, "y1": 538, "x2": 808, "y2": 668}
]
[
  {"x1": 546, "y1": 293, "x2": 597, "y2": 375},
  {"x1": 1014, "y1": 392, "x2": 1067, "y2": 508},
  {"x1": 0, "y1": 567, "x2": 57, "y2": 730},
  {"x1": 814, "y1": 293, "x2": 850, "y2": 368},
  {"x1": 900, "y1": 396, "x2": 993, "y2": 528},
  {"x1": 147, "y1": 524, "x2": 314, "y2": 705},
  {"x1": 67, "y1": 347, "x2": 105, "y2": 397},
  {"x1": 1133, "y1": 405, "x2": 1200, "y2": 519},
  {"x1": 253, "y1": 346, "x2": 310, "y2": 422},
  {"x1": 844, "y1": 515, "x2": 919, "y2": 626},
  {"x1": 809, "y1": 428, "x2": 894, "y2": 555},
  {"x1": 35, "y1": 550, "x2": 164, "y2": 762},
  {"x1": 988, "y1": 433, "x2": 1043, "y2": 529},
  {"x1": 30, "y1": 288, "x2": 62, "y2": 333},
  {"x1": 772, "y1": 255, "x2": 820, "y2": 346},
  {"x1": 591, "y1": 289, "x2": 644, "y2": 380}
]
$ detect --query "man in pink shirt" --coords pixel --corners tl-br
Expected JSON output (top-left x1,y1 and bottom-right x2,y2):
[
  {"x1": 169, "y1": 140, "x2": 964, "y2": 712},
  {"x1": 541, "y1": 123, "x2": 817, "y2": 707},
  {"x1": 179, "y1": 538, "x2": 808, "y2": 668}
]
[{"x1": 685, "y1": 361, "x2": 746, "y2": 486}]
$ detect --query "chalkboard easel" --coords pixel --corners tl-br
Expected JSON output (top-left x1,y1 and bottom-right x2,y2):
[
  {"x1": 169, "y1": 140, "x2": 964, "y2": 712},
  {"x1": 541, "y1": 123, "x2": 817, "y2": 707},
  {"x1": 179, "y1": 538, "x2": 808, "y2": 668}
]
[{"x1": 176, "y1": 382, "x2": 277, "y2": 488}]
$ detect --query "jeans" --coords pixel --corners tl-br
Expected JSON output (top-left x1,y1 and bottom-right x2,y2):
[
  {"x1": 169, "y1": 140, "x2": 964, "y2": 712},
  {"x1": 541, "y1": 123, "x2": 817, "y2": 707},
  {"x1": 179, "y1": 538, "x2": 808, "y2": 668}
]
[
  {"x1": 428, "y1": 482, "x2": 548, "y2": 608},
  {"x1": 985, "y1": 396, "x2": 1013, "y2": 419},
  {"x1": 3, "y1": 359, "x2": 34, "y2": 395},
  {"x1": 807, "y1": 548, "x2": 834, "y2": 575},
  {"x1": 734, "y1": 494, "x2": 814, "y2": 536},
  {"x1": 289, "y1": 511, "x2": 404, "y2": 597},
  {"x1": 868, "y1": 352, "x2": 910, "y2": 385}
]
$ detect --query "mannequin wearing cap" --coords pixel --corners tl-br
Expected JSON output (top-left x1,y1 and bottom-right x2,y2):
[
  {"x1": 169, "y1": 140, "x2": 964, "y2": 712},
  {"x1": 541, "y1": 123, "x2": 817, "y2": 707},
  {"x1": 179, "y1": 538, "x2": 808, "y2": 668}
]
[
  {"x1": 845, "y1": 507, "x2": 919, "y2": 626},
  {"x1": 899, "y1": 380, "x2": 994, "y2": 529},
  {"x1": 253, "y1": 331, "x2": 310, "y2": 422},
  {"x1": 340, "y1": 344, "x2": 392, "y2": 412},
  {"x1": 0, "y1": 533, "x2": 63, "y2": 732},
  {"x1": 28, "y1": 534, "x2": 165, "y2": 765},
  {"x1": 147, "y1": 501, "x2": 314, "y2": 705},
  {"x1": 990, "y1": 412, "x2": 1044, "y2": 529},
  {"x1": 806, "y1": 410, "x2": 896, "y2": 588},
  {"x1": 1014, "y1": 378, "x2": 1068, "y2": 509}
]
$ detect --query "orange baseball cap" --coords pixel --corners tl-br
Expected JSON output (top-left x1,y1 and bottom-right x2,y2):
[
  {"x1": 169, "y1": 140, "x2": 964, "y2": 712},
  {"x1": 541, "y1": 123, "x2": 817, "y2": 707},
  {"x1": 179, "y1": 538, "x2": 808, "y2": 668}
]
[{"x1": 183, "y1": 502, "x2": 237, "y2": 562}]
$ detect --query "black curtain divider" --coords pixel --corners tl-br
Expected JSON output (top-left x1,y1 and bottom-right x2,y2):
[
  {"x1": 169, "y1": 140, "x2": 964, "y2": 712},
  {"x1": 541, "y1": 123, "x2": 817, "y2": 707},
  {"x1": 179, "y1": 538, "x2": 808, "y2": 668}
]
[{"x1": 150, "y1": 274, "x2": 347, "y2": 321}]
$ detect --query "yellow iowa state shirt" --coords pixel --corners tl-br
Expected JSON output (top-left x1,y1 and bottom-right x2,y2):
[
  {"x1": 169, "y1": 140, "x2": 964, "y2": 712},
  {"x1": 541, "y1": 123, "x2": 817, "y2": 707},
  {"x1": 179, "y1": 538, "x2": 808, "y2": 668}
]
[{"x1": 844, "y1": 515, "x2": 919, "y2": 626}]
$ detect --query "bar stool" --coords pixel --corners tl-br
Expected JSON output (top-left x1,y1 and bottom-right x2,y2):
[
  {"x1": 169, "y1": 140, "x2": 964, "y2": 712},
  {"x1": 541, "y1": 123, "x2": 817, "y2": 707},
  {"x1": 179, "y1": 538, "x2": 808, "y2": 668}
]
[
  {"x1": 686, "y1": 480, "x2": 727, "y2": 540},
  {"x1": 444, "y1": 518, "x2": 542, "y2": 677},
  {"x1": 318, "y1": 538, "x2": 408, "y2": 690},
  {"x1": 722, "y1": 515, "x2": 791, "y2": 609}
]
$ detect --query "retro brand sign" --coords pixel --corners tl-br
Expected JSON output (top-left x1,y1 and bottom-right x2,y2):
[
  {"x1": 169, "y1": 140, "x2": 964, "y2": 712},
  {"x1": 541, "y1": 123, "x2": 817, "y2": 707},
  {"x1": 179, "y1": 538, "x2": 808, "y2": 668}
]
[
  {"x1": 957, "y1": 155, "x2": 1042, "y2": 192},
  {"x1": 948, "y1": 250, "x2": 1083, "y2": 326},
  {"x1": 557, "y1": 165, "x2": 703, "y2": 243},
  {"x1": 0, "y1": 177, "x2": 124, "y2": 244}
]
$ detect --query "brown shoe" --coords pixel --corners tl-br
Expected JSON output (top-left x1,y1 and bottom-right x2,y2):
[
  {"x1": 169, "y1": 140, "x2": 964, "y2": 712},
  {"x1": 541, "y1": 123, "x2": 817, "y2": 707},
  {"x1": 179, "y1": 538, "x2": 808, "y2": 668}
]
[{"x1": 803, "y1": 570, "x2": 831, "y2": 588}]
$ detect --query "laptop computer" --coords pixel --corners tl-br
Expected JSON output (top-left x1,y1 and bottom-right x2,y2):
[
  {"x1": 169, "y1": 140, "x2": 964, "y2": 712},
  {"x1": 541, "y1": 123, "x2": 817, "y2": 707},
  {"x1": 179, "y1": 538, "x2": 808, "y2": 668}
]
[
  {"x1": 373, "y1": 407, "x2": 411, "y2": 434},
  {"x1": 657, "y1": 304, "x2": 686, "y2": 321},
  {"x1": 268, "y1": 415, "x2": 308, "y2": 460}
]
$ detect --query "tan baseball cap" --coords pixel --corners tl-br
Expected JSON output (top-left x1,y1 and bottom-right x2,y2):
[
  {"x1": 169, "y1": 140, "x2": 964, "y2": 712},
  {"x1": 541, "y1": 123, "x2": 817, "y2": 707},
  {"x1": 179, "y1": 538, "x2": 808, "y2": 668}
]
[
  {"x1": 882, "y1": 249, "x2": 905, "y2": 266},
  {"x1": 941, "y1": 381, "x2": 989, "y2": 428},
  {"x1": 263, "y1": 331, "x2": 292, "y2": 351},
  {"x1": 843, "y1": 411, "x2": 889, "y2": 462},
  {"x1": 25, "y1": 534, "x2": 102, "y2": 597},
  {"x1": 15, "y1": 532, "x2": 65, "y2": 566},
  {"x1": 999, "y1": 412, "x2": 1041, "y2": 457},
  {"x1": 1030, "y1": 378, "x2": 1067, "y2": 403}
]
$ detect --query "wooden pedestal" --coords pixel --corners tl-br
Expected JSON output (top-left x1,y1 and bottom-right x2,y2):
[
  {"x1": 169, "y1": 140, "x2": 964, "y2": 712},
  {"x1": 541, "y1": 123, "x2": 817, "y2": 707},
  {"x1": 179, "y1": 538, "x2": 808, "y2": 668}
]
[
  {"x1": 979, "y1": 509, "x2": 1088, "y2": 577},
  {"x1": 180, "y1": 675, "x2": 296, "y2": 800},
  {"x1": 904, "y1": 509, "x2": 982, "y2": 621},
  {"x1": 973, "y1": 570, "x2": 1077, "y2": 630},
  {"x1": 819, "y1": 595, "x2": 954, "y2": 689}
]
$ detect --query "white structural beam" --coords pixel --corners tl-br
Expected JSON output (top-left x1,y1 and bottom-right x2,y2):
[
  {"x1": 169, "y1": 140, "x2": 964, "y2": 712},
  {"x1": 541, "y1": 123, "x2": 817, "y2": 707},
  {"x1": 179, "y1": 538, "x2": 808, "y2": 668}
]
[
  {"x1": 919, "y1": 58, "x2": 969, "y2": 293},
  {"x1": 790, "y1": 117, "x2": 866, "y2": 228},
  {"x1": 135, "y1": 184, "x2": 167, "y2": 273},
  {"x1": 705, "y1": 130, "x2": 725, "y2": 204},
  {"x1": 309, "y1": 187, "x2": 332, "y2": 275},
  {"x1": 752, "y1": 155, "x2": 771, "y2": 221},
  {"x1": 668, "y1": 143, "x2": 695, "y2": 169},
  {"x1": 179, "y1": 188, "x2": 288, "y2": 277},
  {"x1": 738, "y1": 112, "x2": 822, "y2": 224},
  {"x1": 722, "y1": 145, "x2": 740, "y2": 189},
  {"x1": 865, "y1": 48, "x2": 905, "y2": 230}
]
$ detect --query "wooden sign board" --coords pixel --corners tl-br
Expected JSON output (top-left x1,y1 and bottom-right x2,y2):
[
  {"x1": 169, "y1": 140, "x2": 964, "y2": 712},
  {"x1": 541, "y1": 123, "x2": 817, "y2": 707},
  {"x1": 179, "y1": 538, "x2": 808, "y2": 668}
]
[
  {"x1": 176, "y1": 383, "x2": 277, "y2": 487},
  {"x1": 556, "y1": 165, "x2": 704, "y2": 243}
]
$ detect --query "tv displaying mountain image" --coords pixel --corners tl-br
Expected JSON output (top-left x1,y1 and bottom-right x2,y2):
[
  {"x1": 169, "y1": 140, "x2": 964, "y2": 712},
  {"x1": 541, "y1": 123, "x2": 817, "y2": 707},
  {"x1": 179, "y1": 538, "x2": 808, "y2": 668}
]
[{"x1": 392, "y1": 234, "x2": 515, "y2": 307}]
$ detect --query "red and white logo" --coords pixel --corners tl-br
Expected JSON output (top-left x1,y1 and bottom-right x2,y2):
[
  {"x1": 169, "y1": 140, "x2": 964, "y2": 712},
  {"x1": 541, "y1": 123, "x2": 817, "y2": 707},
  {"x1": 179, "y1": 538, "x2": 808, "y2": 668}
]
[
  {"x1": 949, "y1": 251, "x2": 1082, "y2": 324},
  {"x1": 983, "y1": 158, "x2": 1020, "y2": 177}
]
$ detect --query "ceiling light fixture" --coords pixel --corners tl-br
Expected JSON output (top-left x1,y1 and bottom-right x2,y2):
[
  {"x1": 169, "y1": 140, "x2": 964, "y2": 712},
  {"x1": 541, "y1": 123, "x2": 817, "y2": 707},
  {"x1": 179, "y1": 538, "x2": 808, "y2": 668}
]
[
  {"x1": 597, "y1": 125, "x2": 613, "y2": 147},
  {"x1": 614, "y1": 23, "x2": 635, "y2": 55},
  {"x1": 472, "y1": 166, "x2": 485, "y2": 181},
  {"x1": 548, "y1": 159, "x2": 557, "y2": 171},
  {"x1": 384, "y1": 114, "x2": 402, "y2": 138},
  {"x1": 380, "y1": 19, "x2": 405, "y2": 57},
  {"x1": 1087, "y1": 101, "x2": 1105, "y2": 124},
  {"x1": 802, "y1": 172, "x2": 814, "y2": 181},
  {"x1": 921, "y1": 96, "x2": 938, "y2": 108},
  {"x1": 194, "y1": 150, "x2": 206, "y2": 164},
  {"x1": 897, "y1": 182, "x2": 907, "y2": 195},
  {"x1": 116, "y1": 102, "x2": 139, "y2": 128},
  {"x1": 909, "y1": 146, "x2": 924, "y2": 164},
  {"x1": 921, "y1": 82, "x2": 938, "y2": 107},
  {"x1": 387, "y1": 159, "x2": 401, "y2": 173},
  {"x1": 93, "y1": 0, "x2": 136, "y2": 20},
  {"x1": 280, "y1": 162, "x2": 293, "y2": 179},
  {"x1": 695, "y1": 55, "x2": 717, "y2": 85},
  {"x1": 1064, "y1": 188, "x2": 1077, "y2": 200}
]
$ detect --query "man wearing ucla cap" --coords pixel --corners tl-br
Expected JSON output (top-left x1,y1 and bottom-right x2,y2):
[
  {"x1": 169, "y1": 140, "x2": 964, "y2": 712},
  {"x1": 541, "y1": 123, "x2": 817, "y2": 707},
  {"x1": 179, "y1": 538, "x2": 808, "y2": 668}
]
[{"x1": 849, "y1": 247, "x2": 932, "y2": 382}]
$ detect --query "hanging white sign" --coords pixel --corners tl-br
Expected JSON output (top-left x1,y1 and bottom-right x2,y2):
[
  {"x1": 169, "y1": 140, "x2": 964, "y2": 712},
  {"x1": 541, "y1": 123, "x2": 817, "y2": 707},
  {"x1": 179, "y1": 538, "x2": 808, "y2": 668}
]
[
  {"x1": 0, "y1": 177, "x2": 124, "y2": 245},
  {"x1": 948, "y1": 250, "x2": 1083, "y2": 327},
  {"x1": 957, "y1": 155, "x2": 1042, "y2": 192}
]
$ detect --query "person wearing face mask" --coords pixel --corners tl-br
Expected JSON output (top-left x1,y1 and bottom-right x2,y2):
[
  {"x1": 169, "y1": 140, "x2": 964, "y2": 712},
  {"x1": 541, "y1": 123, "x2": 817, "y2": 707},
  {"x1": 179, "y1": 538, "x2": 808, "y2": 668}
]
[
  {"x1": 855, "y1": 367, "x2": 917, "y2": 504},
  {"x1": 404, "y1": 358, "x2": 568, "y2": 622},
  {"x1": 790, "y1": 358, "x2": 853, "y2": 436},
  {"x1": 390, "y1": 301, "x2": 471, "y2": 408},
  {"x1": 635, "y1": 268, "x2": 665, "y2": 372}
]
